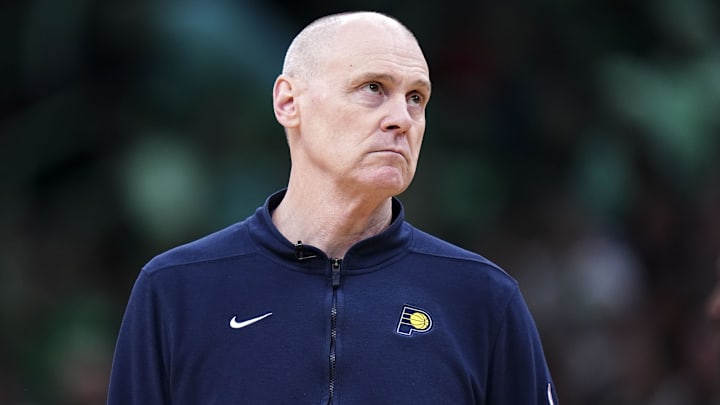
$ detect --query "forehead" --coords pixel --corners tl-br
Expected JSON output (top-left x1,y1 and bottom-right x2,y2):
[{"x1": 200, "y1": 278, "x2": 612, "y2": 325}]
[{"x1": 321, "y1": 19, "x2": 430, "y2": 85}]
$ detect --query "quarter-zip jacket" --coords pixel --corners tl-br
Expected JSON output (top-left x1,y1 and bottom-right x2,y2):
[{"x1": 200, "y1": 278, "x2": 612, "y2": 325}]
[{"x1": 108, "y1": 190, "x2": 558, "y2": 404}]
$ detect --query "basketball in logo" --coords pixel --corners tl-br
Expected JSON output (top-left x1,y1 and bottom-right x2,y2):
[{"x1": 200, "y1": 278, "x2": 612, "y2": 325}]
[{"x1": 409, "y1": 311, "x2": 430, "y2": 330}]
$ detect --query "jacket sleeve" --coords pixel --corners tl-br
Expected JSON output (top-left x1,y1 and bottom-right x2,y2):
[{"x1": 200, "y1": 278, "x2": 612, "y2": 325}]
[
  {"x1": 486, "y1": 287, "x2": 559, "y2": 404},
  {"x1": 107, "y1": 268, "x2": 170, "y2": 404}
]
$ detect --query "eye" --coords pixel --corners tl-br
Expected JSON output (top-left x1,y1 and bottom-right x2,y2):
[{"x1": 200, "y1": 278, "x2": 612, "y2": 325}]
[
  {"x1": 408, "y1": 93, "x2": 424, "y2": 107},
  {"x1": 362, "y1": 82, "x2": 383, "y2": 95}
]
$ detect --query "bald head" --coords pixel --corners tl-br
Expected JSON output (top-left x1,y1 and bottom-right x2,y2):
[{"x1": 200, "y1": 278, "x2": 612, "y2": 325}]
[{"x1": 282, "y1": 12, "x2": 421, "y2": 79}]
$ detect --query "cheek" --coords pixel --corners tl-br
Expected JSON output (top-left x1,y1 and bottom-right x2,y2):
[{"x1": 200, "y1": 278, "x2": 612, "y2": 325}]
[
  {"x1": 300, "y1": 100, "x2": 337, "y2": 140},
  {"x1": 306, "y1": 98, "x2": 355, "y2": 134},
  {"x1": 409, "y1": 128, "x2": 425, "y2": 157}
]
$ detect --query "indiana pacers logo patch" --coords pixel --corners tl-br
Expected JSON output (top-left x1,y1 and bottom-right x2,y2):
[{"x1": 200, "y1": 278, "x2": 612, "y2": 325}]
[{"x1": 396, "y1": 305, "x2": 433, "y2": 336}]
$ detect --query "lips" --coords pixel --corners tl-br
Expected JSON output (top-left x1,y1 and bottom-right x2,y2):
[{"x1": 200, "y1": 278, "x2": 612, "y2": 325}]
[{"x1": 374, "y1": 148, "x2": 407, "y2": 160}]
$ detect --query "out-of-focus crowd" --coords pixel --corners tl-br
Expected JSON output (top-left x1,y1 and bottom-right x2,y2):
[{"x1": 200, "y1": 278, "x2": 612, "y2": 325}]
[{"x1": 1, "y1": 0, "x2": 718, "y2": 404}]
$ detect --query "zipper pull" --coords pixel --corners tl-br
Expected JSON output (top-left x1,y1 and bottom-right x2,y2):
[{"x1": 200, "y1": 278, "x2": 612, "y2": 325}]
[
  {"x1": 294, "y1": 241, "x2": 318, "y2": 261},
  {"x1": 331, "y1": 258, "x2": 342, "y2": 288}
]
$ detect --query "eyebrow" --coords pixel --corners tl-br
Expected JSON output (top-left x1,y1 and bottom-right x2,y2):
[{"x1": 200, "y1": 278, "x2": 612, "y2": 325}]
[{"x1": 353, "y1": 72, "x2": 432, "y2": 94}]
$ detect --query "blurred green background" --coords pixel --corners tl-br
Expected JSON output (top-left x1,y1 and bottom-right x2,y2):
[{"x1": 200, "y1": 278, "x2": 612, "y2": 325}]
[{"x1": 2, "y1": 0, "x2": 720, "y2": 404}]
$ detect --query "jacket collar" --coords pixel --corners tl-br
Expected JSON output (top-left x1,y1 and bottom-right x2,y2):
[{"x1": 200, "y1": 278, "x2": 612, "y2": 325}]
[{"x1": 248, "y1": 189, "x2": 412, "y2": 272}]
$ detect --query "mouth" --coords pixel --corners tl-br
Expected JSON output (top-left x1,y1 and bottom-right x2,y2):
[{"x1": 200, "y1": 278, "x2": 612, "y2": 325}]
[{"x1": 374, "y1": 149, "x2": 407, "y2": 159}]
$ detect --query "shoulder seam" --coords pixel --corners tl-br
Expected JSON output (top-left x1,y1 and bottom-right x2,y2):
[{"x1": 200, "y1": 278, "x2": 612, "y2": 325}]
[
  {"x1": 142, "y1": 251, "x2": 258, "y2": 276},
  {"x1": 408, "y1": 247, "x2": 505, "y2": 269}
]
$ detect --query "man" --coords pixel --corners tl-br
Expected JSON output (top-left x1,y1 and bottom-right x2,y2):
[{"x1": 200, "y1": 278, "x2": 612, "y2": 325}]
[{"x1": 108, "y1": 11, "x2": 558, "y2": 404}]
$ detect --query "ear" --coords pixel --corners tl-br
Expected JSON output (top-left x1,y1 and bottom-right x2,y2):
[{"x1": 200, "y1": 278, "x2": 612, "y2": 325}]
[{"x1": 273, "y1": 75, "x2": 300, "y2": 128}]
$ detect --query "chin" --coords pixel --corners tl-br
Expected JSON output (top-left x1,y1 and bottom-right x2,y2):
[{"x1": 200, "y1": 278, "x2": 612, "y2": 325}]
[
  {"x1": 370, "y1": 176, "x2": 412, "y2": 196},
  {"x1": 354, "y1": 166, "x2": 414, "y2": 196}
]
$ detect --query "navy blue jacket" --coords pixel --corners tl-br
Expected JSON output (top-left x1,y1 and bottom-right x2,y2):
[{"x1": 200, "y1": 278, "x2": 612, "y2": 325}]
[{"x1": 108, "y1": 190, "x2": 558, "y2": 404}]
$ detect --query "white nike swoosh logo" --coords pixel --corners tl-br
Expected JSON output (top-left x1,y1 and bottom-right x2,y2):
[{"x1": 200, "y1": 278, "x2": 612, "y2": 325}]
[{"x1": 229, "y1": 312, "x2": 273, "y2": 329}]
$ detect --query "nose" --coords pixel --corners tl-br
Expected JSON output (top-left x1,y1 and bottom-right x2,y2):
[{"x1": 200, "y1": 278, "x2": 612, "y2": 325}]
[{"x1": 381, "y1": 95, "x2": 414, "y2": 133}]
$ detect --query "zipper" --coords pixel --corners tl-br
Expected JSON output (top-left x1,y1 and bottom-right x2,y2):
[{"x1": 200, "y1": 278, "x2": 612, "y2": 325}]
[{"x1": 327, "y1": 258, "x2": 342, "y2": 404}]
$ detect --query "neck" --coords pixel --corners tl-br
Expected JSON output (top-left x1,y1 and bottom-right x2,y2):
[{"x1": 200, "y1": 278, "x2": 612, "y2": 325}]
[{"x1": 271, "y1": 183, "x2": 394, "y2": 259}]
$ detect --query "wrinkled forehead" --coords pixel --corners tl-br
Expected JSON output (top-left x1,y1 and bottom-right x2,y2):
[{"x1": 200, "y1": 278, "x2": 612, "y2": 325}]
[
  {"x1": 283, "y1": 13, "x2": 430, "y2": 85},
  {"x1": 322, "y1": 18, "x2": 429, "y2": 75}
]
